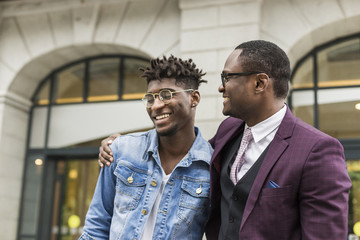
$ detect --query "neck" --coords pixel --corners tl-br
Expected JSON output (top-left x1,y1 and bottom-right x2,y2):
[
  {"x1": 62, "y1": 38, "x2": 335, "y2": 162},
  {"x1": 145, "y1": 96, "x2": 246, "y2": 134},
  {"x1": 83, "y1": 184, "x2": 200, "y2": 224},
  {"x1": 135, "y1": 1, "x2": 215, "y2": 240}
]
[
  {"x1": 158, "y1": 127, "x2": 196, "y2": 174},
  {"x1": 246, "y1": 100, "x2": 285, "y2": 127}
]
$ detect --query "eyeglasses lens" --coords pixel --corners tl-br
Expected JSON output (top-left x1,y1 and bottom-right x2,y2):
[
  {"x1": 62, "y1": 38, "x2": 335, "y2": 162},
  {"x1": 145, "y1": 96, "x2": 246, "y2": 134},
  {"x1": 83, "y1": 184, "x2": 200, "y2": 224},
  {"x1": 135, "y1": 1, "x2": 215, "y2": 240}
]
[
  {"x1": 143, "y1": 89, "x2": 174, "y2": 108},
  {"x1": 160, "y1": 90, "x2": 172, "y2": 102}
]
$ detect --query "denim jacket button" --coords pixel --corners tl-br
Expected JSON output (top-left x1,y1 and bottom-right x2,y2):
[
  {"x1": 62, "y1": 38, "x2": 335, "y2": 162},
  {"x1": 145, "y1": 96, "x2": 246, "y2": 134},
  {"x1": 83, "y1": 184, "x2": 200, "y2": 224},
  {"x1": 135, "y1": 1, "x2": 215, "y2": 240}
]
[
  {"x1": 151, "y1": 180, "x2": 157, "y2": 187},
  {"x1": 142, "y1": 209, "x2": 148, "y2": 215},
  {"x1": 127, "y1": 176, "x2": 133, "y2": 184}
]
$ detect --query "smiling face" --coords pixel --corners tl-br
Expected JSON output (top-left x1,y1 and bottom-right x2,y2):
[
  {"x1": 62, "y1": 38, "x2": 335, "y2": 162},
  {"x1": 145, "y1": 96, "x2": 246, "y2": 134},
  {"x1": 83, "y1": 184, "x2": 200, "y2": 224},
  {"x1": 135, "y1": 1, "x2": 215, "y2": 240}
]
[
  {"x1": 219, "y1": 49, "x2": 257, "y2": 121},
  {"x1": 146, "y1": 78, "x2": 197, "y2": 137}
]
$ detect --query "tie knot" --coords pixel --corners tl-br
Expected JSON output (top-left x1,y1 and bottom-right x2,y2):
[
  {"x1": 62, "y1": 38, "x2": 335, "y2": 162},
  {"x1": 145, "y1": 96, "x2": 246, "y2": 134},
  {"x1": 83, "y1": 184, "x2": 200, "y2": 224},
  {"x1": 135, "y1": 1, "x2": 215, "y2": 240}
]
[{"x1": 243, "y1": 127, "x2": 253, "y2": 143}]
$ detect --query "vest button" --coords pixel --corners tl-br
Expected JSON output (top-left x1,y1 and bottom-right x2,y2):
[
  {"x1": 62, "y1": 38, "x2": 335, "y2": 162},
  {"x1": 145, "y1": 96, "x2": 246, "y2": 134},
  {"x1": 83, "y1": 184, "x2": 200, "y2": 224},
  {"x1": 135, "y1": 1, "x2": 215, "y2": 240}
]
[
  {"x1": 229, "y1": 216, "x2": 234, "y2": 223},
  {"x1": 233, "y1": 195, "x2": 238, "y2": 201}
]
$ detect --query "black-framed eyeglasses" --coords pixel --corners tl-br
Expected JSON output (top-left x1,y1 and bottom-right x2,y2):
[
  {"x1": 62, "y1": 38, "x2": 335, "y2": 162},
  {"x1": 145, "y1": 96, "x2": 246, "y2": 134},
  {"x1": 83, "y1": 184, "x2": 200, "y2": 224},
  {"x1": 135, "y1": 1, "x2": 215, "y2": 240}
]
[
  {"x1": 142, "y1": 89, "x2": 194, "y2": 108},
  {"x1": 221, "y1": 71, "x2": 266, "y2": 87}
]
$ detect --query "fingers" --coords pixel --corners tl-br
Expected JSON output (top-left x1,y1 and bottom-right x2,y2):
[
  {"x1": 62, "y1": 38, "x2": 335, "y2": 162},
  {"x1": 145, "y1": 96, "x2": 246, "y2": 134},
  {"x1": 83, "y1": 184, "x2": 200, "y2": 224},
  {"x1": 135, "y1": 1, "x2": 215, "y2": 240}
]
[
  {"x1": 99, "y1": 146, "x2": 113, "y2": 167},
  {"x1": 98, "y1": 133, "x2": 120, "y2": 168},
  {"x1": 98, "y1": 156, "x2": 104, "y2": 168}
]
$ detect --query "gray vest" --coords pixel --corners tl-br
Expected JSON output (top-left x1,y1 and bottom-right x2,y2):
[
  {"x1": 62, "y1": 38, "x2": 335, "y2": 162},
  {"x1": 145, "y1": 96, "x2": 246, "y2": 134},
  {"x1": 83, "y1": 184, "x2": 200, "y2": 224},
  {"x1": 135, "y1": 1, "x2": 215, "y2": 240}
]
[{"x1": 219, "y1": 132, "x2": 269, "y2": 240}]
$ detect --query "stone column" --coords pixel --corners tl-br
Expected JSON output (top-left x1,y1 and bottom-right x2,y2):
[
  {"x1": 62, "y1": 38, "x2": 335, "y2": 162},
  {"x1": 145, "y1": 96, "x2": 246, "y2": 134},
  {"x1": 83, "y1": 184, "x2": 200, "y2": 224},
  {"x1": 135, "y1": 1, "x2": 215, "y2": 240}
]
[
  {"x1": 179, "y1": 0, "x2": 263, "y2": 139},
  {"x1": 0, "y1": 93, "x2": 31, "y2": 240}
]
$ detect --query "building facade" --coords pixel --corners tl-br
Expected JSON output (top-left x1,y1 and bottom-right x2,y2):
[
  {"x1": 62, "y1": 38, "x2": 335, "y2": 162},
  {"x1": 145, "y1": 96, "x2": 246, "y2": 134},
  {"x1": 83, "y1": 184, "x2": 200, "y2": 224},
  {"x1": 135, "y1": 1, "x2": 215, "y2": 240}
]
[{"x1": 0, "y1": 0, "x2": 359, "y2": 239}]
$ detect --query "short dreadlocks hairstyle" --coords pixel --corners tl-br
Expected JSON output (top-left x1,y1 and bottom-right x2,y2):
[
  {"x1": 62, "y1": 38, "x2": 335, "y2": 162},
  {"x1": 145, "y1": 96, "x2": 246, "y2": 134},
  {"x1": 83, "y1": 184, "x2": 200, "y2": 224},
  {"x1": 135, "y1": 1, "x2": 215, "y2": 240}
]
[{"x1": 140, "y1": 55, "x2": 207, "y2": 90}]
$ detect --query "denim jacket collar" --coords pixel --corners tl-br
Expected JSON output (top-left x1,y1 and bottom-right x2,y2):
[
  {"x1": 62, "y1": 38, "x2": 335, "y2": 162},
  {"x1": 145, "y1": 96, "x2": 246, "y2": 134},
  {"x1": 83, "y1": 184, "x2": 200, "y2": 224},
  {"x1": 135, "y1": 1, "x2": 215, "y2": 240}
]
[{"x1": 146, "y1": 126, "x2": 211, "y2": 166}]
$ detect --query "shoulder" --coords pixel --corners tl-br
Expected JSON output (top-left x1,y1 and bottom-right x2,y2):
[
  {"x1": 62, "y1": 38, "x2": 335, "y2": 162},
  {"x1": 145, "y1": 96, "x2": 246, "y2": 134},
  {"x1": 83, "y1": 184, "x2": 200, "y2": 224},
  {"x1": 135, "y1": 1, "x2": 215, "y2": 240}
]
[
  {"x1": 110, "y1": 129, "x2": 154, "y2": 161},
  {"x1": 280, "y1": 108, "x2": 341, "y2": 146},
  {"x1": 295, "y1": 118, "x2": 340, "y2": 144},
  {"x1": 192, "y1": 127, "x2": 214, "y2": 161},
  {"x1": 216, "y1": 117, "x2": 243, "y2": 137},
  {"x1": 112, "y1": 130, "x2": 152, "y2": 145}
]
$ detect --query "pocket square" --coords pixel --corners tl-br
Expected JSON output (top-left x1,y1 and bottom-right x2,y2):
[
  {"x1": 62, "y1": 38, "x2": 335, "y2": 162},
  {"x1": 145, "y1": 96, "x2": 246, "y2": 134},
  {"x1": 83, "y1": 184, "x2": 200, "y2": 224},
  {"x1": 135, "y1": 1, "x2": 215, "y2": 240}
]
[{"x1": 267, "y1": 180, "x2": 280, "y2": 188}]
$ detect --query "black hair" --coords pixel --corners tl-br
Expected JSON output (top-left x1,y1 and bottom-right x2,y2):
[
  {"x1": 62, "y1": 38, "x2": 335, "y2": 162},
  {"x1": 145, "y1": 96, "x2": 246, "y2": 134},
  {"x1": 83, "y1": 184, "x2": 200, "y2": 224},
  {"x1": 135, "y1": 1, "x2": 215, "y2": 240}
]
[
  {"x1": 235, "y1": 40, "x2": 290, "y2": 98},
  {"x1": 140, "y1": 55, "x2": 207, "y2": 90}
]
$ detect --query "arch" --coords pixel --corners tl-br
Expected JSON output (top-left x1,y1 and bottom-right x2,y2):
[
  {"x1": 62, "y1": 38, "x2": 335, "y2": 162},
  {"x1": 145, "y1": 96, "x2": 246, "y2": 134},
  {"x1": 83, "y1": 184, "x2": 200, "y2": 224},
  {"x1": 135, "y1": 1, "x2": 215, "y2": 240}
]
[
  {"x1": 8, "y1": 43, "x2": 151, "y2": 108},
  {"x1": 288, "y1": 15, "x2": 360, "y2": 68}
]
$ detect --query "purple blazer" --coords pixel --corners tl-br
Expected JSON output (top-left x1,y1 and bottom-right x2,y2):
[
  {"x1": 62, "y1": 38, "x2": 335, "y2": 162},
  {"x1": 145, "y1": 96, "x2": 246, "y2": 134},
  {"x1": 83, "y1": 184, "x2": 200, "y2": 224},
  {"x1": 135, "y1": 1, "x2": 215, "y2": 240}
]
[{"x1": 205, "y1": 107, "x2": 351, "y2": 240}]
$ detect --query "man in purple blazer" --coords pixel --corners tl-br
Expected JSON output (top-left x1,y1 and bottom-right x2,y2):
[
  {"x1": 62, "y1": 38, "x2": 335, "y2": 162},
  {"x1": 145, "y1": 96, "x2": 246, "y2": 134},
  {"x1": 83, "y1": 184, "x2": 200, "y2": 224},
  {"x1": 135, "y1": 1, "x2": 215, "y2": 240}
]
[
  {"x1": 99, "y1": 40, "x2": 351, "y2": 239},
  {"x1": 205, "y1": 40, "x2": 351, "y2": 240}
]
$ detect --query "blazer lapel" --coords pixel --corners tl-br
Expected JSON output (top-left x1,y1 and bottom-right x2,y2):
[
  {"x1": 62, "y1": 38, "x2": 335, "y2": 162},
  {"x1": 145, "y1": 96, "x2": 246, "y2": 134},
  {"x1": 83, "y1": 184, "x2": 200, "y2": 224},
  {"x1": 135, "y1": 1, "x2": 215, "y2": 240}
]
[
  {"x1": 240, "y1": 107, "x2": 296, "y2": 230},
  {"x1": 211, "y1": 119, "x2": 245, "y2": 174}
]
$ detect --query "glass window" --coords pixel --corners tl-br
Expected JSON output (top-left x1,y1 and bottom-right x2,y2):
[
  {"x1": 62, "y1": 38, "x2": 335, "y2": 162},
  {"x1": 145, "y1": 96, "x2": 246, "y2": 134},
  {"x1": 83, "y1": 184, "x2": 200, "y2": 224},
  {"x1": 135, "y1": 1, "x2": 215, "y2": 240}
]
[
  {"x1": 291, "y1": 35, "x2": 360, "y2": 239},
  {"x1": 88, "y1": 58, "x2": 120, "y2": 102},
  {"x1": 53, "y1": 63, "x2": 85, "y2": 104},
  {"x1": 291, "y1": 90, "x2": 315, "y2": 126},
  {"x1": 318, "y1": 88, "x2": 360, "y2": 139},
  {"x1": 34, "y1": 79, "x2": 50, "y2": 105},
  {"x1": 29, "y1": 107, "x2": 48, "y2": 149},
  {"x1": 317, "y1": 38, "x2": 360, "y2": 87},
  {"x1": 19, "y1": 155, "x2": 44, "y2": 236},
  {"x1": 347, "y1": 160, "x2": 360, "y2": 235},
  {"x1": 33, "y1": 55, "x2": 150, "y2": 105},
  {"x1": 292, "y1": 56, "x2": 314, "y2": 89},
  {"x1": 122, "y1": 58, "x2": 149, "y2": 100},
  {"x1": 50, "y1": 159, "x2": 99, "y2": 240}
]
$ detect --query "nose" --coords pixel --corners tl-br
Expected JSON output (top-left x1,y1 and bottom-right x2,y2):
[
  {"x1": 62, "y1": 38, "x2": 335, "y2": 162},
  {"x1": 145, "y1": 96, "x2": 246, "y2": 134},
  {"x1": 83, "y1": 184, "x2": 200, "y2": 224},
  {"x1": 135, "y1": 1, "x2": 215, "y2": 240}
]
[
  {"x1": 218, "y1": 83, "x2": 225, "y2": 93},
  {"x1": 151, "y1": 97, "x2": 165, "y2": 110}
]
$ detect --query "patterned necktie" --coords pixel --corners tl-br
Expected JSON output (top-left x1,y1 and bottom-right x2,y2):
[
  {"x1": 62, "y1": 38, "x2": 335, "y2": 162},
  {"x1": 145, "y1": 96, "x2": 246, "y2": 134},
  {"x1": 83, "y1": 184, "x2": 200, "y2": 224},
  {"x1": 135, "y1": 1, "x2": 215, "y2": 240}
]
[{"x1": 230, "y1": 128, "x2": 253, "y2": 185}]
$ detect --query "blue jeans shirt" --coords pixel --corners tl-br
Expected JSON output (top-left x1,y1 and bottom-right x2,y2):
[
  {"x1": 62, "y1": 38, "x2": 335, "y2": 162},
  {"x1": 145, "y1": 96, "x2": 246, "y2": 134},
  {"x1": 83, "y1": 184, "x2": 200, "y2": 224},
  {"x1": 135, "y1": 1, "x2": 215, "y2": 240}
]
[{"x1": 80, "y1": 127, "x2": 213, "y2": 240}]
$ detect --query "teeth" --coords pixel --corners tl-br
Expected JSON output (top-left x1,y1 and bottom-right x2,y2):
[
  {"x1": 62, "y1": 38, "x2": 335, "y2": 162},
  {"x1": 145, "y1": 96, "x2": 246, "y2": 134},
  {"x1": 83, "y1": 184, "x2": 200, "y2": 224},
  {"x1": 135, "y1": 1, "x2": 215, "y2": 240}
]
[{"x1": 155, "y1": 114, "x2": 170, "y2": 120}]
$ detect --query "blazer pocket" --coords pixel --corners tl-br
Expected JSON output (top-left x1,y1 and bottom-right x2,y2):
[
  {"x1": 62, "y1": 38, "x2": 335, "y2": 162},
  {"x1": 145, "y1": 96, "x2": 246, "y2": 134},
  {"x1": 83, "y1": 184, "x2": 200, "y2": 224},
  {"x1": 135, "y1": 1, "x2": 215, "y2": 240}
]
[{"x1": 260, "y1": 185, "x2": 293, "y2": 198}]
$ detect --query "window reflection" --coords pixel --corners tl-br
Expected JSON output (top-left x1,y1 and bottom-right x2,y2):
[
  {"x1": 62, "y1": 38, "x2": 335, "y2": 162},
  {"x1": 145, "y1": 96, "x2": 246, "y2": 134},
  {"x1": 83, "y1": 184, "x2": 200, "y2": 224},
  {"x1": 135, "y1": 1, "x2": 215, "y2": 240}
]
[
  {"x1": 34, "y1": 79, "x2": 50, "y2": 105},
  {"x1": 291, "y1": 91, "x2": 315, "y2": 126},
  {"x1": 348, "y1": 160, "x2": 360, "y2": 236},
  {"x1": 33, "y1": 56, "x2": 150, "y2": 106},
  {"x1": 317, "y1": 87, "x2": 360, "y2": 139},
  {"x1": 20, "y1": 155, "x2": 44, "y2": 236},
  {"x1": 317, "y1": 38, "x2": 360, "y2": 87},
  {"x1": 292, "y1": 57, "x2": 314, "y2": 89},
  {"x1": 51, "y1": 159, "x2": 99, "y2": 240},
  {"x1": 88, "y1": 58, "x2": 120, "y2": 102},
  {"x1": 122, "y1": 58, "x2": 149, "y2": 100},
  {"x1": 53, "y1": 63, "x2": 85, "y2": 104}
]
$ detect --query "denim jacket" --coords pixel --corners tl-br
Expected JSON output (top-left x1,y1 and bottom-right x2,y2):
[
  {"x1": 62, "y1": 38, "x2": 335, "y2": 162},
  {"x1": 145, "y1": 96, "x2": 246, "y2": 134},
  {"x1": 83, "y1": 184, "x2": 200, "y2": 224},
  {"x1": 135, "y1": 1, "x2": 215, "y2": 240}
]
[{"x1": 80, "y1": 127, "x2": 213, "y2": 240}]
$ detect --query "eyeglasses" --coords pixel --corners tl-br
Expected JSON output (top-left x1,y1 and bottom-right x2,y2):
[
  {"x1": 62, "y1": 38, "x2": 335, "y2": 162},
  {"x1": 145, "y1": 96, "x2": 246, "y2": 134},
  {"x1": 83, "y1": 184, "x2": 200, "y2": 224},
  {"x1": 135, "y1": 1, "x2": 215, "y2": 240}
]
[
  {"x1": 142, "y1": 89, "x2": 194, "y2": 108},
  {"x1": 221, "y1": 71, "x2": 265, "y2": 88}
]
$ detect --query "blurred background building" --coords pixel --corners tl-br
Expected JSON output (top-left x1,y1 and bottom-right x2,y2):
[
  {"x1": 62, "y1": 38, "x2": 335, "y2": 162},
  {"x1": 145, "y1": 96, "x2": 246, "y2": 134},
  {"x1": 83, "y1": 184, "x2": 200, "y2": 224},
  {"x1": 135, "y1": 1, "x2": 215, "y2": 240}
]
[{"x1": 0, "y1": 0, "x2": 359, "y2": 239}]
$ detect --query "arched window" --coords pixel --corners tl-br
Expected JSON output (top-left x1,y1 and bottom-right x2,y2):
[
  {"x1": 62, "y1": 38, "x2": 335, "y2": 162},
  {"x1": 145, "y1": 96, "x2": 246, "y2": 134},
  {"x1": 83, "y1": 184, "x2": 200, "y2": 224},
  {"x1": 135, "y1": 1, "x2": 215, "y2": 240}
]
[
  {"x1": 290, "y1": 34, "x2": 360, "y2": 237},
  {"x1": 290, "y1": 34, "x2": 360, "y2": 138},
  {"x1": 33, "y1": 55, "x2": 149, "y2": 105}
]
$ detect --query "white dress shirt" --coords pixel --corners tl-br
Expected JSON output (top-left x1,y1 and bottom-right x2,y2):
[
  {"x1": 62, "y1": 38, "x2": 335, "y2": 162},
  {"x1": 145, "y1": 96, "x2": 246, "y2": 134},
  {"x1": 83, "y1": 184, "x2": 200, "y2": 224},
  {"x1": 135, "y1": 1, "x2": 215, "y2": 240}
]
[{"x1": 236, "y1": 105, "x2": 287, "y2": 180}]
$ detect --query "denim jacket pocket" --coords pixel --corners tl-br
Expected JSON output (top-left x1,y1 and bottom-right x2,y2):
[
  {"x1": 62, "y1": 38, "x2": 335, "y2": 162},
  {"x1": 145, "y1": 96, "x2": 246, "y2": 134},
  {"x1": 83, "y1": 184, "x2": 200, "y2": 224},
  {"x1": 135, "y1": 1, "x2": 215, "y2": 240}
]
[
  {"x1": 177, "y1": 179, "x2": 210, "y2": 225},
  {"x1": 113, "y1": 162, "x2": 149, "y2": 212}
]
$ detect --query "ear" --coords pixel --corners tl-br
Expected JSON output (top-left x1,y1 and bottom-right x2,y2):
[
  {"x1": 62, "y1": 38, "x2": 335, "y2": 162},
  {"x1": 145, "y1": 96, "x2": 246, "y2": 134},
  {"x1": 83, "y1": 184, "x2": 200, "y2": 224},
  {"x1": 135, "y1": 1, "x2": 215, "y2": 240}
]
[
  {"x1": 255, "y1": 73, "x2": 270, "y2": 93},
  {"x1": 191, "y1": 90, "x2": 200, "y2": 108}
]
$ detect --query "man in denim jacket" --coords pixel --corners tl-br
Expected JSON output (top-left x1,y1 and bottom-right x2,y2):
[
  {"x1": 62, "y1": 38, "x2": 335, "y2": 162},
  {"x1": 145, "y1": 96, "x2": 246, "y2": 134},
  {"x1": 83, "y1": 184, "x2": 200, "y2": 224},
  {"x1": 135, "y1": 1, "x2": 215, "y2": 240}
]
[{"x1": 79, "y1": 55, "x2": 213, "y2": 240}]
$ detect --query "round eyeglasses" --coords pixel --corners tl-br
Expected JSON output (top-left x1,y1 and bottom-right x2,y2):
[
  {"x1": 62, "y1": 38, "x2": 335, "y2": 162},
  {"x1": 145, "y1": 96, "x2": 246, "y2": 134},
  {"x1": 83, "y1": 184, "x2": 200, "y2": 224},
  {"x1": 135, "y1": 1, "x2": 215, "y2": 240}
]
[{"x1": 142, "y1": 89, "x2": 194, "y2": 108}]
